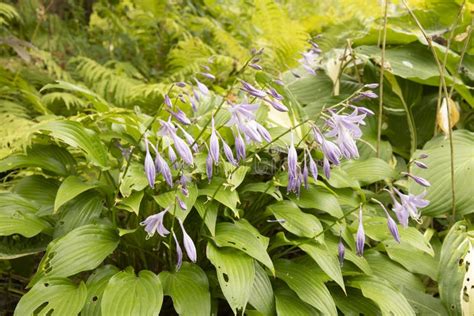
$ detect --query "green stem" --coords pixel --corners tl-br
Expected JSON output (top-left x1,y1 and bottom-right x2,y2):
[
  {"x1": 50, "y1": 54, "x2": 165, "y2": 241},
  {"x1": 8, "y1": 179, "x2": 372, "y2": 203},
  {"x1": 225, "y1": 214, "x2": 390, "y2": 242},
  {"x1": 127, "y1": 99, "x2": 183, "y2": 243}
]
[{"x1": 377, "y1": 0, "x2": 388, "y2": 158}]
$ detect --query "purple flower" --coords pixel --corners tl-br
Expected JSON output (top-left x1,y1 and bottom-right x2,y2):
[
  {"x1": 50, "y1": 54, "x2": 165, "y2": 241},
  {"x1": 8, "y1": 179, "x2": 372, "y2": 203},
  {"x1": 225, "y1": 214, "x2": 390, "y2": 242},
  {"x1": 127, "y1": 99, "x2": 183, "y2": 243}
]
[
  {"x1": 234, "y1": 131, "x2": 246, "y2": 161},
  {"x1": 222, "y1": 139, "x2": 237, "y2": 166},
  {"x1": 206, "y1": 154, "x2": 213, "y2": 183},
  {"x1": 321, "y1": 139, "x2": 342, "y2": 165},
  {"x1": 168, "y1": 145, "x2": 177, "y2": 167},
  {"x1": 323, "y1": 157, "x2": 331, "y2": 179},
  {"x1": 173, "y1": 232, "x2": 183, "y2": 270},
  {"x1": 308, "y1": 153, "x2": 318, "y2": 181},
  {"x1": 395, "y1": 189, "x2": 429, "y2": 223},
  {"x1": 227, "y1": 102, "x2": 259, "y2": 126},
  {"x1": 249, "y1": 64, "x2": 263, "y2": 70},
  {"x1": 195, "y1": 78, "x2": 209, "y2": 95},
  {"x1": 240, "y1": 81, "x2": 267, "y2": 98},
  {"x1": 176, "y1": 197, "x2": 187, "y2": 210},
  {"x1": 140, "y1": 208, "x2": 170, "y2": 238},
  {"x1": 164, "y1": 94, "x2": 172, "y2": 107},
  {"x1": 256, "y1": 122, "x2": 272, "y2": 142},
  {"x1": 158, "y1": 119, "x2": 178, "y2": 138},
  {"x1": 338, "y1": 239, "x2": 345, "y2": 267},
  {"x1": 179, "y1": 174, "x2": 190, "y2": 196},
  {"x1": 413, "y1": 160, "x2": 428, "y2": 169},
  {"x1": 302, "y1": 157, "x2": 309, "y2": 189},
  {"x1": 199, "y1": 72, "x2": 216, "y2": 80},
  {"x1": 154, "y1": 151, "x2": 173, "y2": 186},
  {"x1": 176, "y1": 82, "x2": 186, "y2": 88},
  {"x1": 144, "y1": 139, "x2": 156, "y2": 188},
  {"x1": 387, "y1": 215, "x2": 400, "y2": 243},
  {"x1": 287, "y1": 137, "x2": 298, "y2": 178},
  {"x1": 172, "y1": 134, "x2": 194, "y2": 166},
  {"x1": 273, "y1": 79, "x2": 284, "y2": 86},
  {"x1": 209, "y1": 118, "x2": 220, "y2": 164},
  {"x1": 351, "y1": 105, "x2": 375, "y2": 116},
  {"x1": 169, "y1": 109, "x2": 191, "y2": 125},
  {"x1": 179, "y1": 219, "x2": 197, "y2": 262},
  {"x1": 418, "y1": 153, "x2": 429, "y2": 159},
  {"x1": 402, "y1": 172, "x2": 431, "y2": 187},
  {"x1": 356, "y1": 207, "x2": 365, "y2": 256},
  {"x1": 325, "y1": 109, "x2": 366, "y2": 159},
  {"x1": 267, "y1": 88, "x2": 283, "y2": 101},
  {"x1": 240, "y1": 121, "x2": 263, "y2": 143},
  {"x1": 360, "y1": 91, "x2": 378, "y2": 99},
  {"x1": 364, "y1": 83, "x2": 379, "y2": 89},
  {"x1": 264, "y1": 98, "x2": 288, "y2": 112},
  {"x1": 177, "y1": 125, "x2": 199, "y2": 153}
]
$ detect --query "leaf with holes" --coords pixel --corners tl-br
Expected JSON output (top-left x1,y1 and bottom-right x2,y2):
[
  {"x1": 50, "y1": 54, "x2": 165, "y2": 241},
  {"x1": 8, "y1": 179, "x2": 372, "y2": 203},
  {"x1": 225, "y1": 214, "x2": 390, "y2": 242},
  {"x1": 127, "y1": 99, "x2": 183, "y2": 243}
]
[{"x1": 82, "y1": 265, "x2": 120, "y2": 316}]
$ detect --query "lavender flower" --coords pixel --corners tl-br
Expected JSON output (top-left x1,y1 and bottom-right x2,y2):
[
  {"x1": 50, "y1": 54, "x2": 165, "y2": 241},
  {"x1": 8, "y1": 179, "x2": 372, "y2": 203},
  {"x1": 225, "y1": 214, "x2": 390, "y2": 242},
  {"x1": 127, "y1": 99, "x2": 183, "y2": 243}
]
[
  {"x1": 264, "y1": 98, "x2": 288, "y2": 112},
  {"x1": 267, "y1": 88, "x2": 283, "y2": 100},
  {"x1": 206, "y1": 154, "x2": 213, "y2": 182},
  {"x1": 176, "y1": 82, "x2": 186, "y2": 88},
  {"x1": 325, "y1": 110, "x2": 366, "y2": 159},
  {"x1": 418, "y1": 153, "x2": 429, "y2": 159},
  {"x1": 240, "y1": 81, "x2": 267, "y2": 98},
  {"x1": 164, "y1": 94, "x2": 172, "y2": 107},
  {"x1": 179, "y1": 219, "x2": 197, "y2": 262},
  {"x1": 402, "y1": 172, "x2": 431, "y2": 187},
  {"x1": 155, "y1": 151, "x2": 173, "y2": 186},
  {"x1": 364, "y1": 83, "x2": 379, "y2": 89},
  {"x1": 176, "y1": 197, "x2": 187, "y2": 211},
  {"x1": 179, "y1": 174, "x2": 190, "y2": 196},
  {"x1": 209, "y1": 118, "x2": 220, "y2": 164},
  {"x1": 234, "y1": 131, "x2": 246, "y2": 161},
  {"x1": 323, "y1": 157, "x2": 331, "y2": 179},
  {"x1": 222, "y1": 139, "x2": 237, "y2": 166},
  {"x1": 140, "y1": 208, "x2": 170, "y2": 238},
  {"x1": 177, "y1": 125, "x2": 198, "y2": 153},
  {"x1": 356, "y1": 207, "x2": 365, "y2": 256},
  {"x1": 321, "y1": 139, "x2": 342, "y2": 165},
  {"x1": 249, "y1": 64, "x2": 263, "y2": 70},
  {"x1": 308, "y1": 153, "x2": 318, "y2": 181},
  {"x1": 395, "y1": 189, "x2": 429, "y2": 223},
  {"x1": 200, "y1": 72, "x2": 216, "y2": 80},
  {"x1": 338, "y1": 238, "x2": 345, "y2": 267},
  {"x1": 287, "y1": 136, "x2": 300, "y2": 194},
  {"x1": 173, "y1": 232, "x2": 183, "y2": 270},
  {"x1": 144, "y1": 139, "x2": 156, "y2": 188},
  {"x1": 374, "y1": 199, "x2": 400, "y2": 243},
  {"x1": 169, "y1": 109, "x2": 191, "y2": 125},
  {"x1": 351, "y1": 105, "x2": 375, "y2": 116},
  {"x1": 360, "y1": 91, "x2": 378, "y2": 99},
  {"x1": 172, "y1": 134, "x2": 194, "y2": 166},
  {"x1": 195, "y1": 78, "x2": 209, "y2": 95},
  {"x1": 256, "y1": 122, "x2": 272, "y2": 142},
  {"x1": 273, "y1": 79, "x2": 284, "y2": 86},
  {"x1": 302, "y1": 157, "x2": 309, "y2": 189},
  {"x1": 168, "y1": 145, "x2": 177, "y2": 167},
  {"x1": 413, "y1": 160, "x2": 428, "y2": 169},
  {"x1": 299, "y1": 51, "x2": 318, "y2": 75}
]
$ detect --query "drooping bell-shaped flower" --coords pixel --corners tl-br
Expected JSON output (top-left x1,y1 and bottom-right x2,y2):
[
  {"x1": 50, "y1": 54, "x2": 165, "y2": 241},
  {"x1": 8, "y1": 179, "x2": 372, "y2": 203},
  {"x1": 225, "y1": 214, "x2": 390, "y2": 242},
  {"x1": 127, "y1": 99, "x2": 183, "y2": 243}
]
[
  {"x1": 249, "y1": 63, "x2": 263, "y2": 71},
  {"x1": 144, "y1": 139, "x2": 156, "y2": 188},
  {"x1": 264, "y1": 98, "x2": 288, "y2": 112},
  {"x1": 287, "y1": 136, "x2": 298, "y2": 179},
  {"x1": 155, "y1": 151, "x2": 173, "y2": 186},
  {"x1": 413, "y1": 160, "x2": 428, "y2": 169},
  {"x1": 194, "y1": 78, "x2": 209, "y2": 95},
  {"x1": 308, "y1": 152, "x2": 318, "y2": 181},
  {"x1": 375, "y1": 199, "x2": 401, "y2": 243},
  {"x1": 169, "y1": 109, "x2": 191, "y2": 125},
  {"x1": 173, "y1": 232, "x2": 183, "y2": 270},
  {"x1": 206, "y1": 154, "x2": 213, "y2": 183},
  {"x1": 209, "y1": 117, "x2": 220, "y2": 164},
  {"x1": 394, "y1": 188, "x2": 430, "y2": 223},
  {"x1": 323, "y1": 157, "x2": 331, "y2": 179},
  {"x1": 199, "y1": 72, "x2": 216, "y2": 80},
  {"x1": 164, "y1": 94, "x2": 172, "y2": 107},
  {"x1": 176, "y1": 197, "x2": 187, "y2": 211},
  {"x1": 267, "y1": 88, "x2": 283, "y2": 101},
  {"x1": 302, "y1": 156, "x2": 309, "y2": 189},
  {"x1": 140, "y1": 208, "x2": 170, "y2": 238},
  {"x1": 172, "y1": 134, "x2": 194, "y2": 166},
  {"x1": 240, "y1": 80, "x2": 267, "y2": 98},
  {"x1": 222, "y1": 139, "x2": 237, "y2": 166},
  {"x1": 356, "y1": 207, "x2": 365, "y2": 256},
  {"x1": 179, "y1": 219, "x2": 197, "y2": 263},
  {"x1": 338, "y1": 238, "x2": 345, "y2": 267},
  {"x1": 234, "y1": 130, "x2": 246, "y2": 161},
  {"x1": 168, "y1": 145, "x2": 177, "y2": 166},
  {"x1": 179, "y1": 174, "x2": 190, "y2": 197},
  {"x1": 402, "y1": 172, "x2": 431, "y2": 187}
]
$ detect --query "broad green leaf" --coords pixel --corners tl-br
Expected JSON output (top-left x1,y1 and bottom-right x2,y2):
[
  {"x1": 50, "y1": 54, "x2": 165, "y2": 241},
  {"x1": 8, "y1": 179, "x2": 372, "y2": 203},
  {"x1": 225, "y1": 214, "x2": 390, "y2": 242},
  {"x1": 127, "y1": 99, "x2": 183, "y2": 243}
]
[
  {"x1": 275, "y1": 288, "x2": 320, "y2": 316},
  {"x1": 199, "y1": 178, "x2": 240, "y2": 216},
  {"x1": 349, "y1": 276, "x2": 415, "y2": 315},
  {"x1": 341, "y1": 157, "x2": 395, "y2": 184},
  {"x1": 438, "y1": 221, "x2": 472, "y2": 315},
  {"x1": 207, "y1": 242, "x2": 255, "y2": 314},
  {"x1": 461, "y1": 243, "x2": 474, "y2": 315},
  {"x1": 214, "y1": 221, "x2": 274, "y2": 273},
  {"x1": 275, "y1": 259, "x2": 337, "y2": 316},
  {"x1": 332, "y1": 286, "x2": 381, "y2": 316},
  {"x1": 54, "y1": 176, "x2": 97, "y2": 213},
  {"x1": 365, "y1": 250, "x2": 425, "y2": 292},
  {"x1": 13, "y1": 175, "x2": 58, "y2": 213},
  {"x1": 326, "y1": 167, "x2": 360, "y2": 189},
  {"x1": 241, "y1": 182, "x2": 283, "y2": 201},
  {"x1": 0, "y1": 144, "x2": 75, "y2": 176},
  {"x1": 267, "y1": 200, "x2": 323, "y2": 238},
  {"x1": 326, "y1": 237, "x2": 372, "y2": 275},
  {"x1": 118, "y1": 190, "x2": 144, "y2": 215},
  {"x1": 410, "y1": 130, "x2": 474, "y2": 216},
  {"x1": 385, "y1": 241, "x2": 438, "y2": 280},
  {"x1": 101, "y1": 267, "x2": 163, "y2": 316},
  {"x1": 0, "y1": 192, "x2": 50, "y2": 237},
  {"x1": 82, "y1": 265, "x2": 120, "y2": 316},
  {"x1": 225, "y1": 164, "x2": 250, "y2": 191},
  {"x1": 15, "y1": 278, "x2": 87, "y2": 316},
  {"x1": 159, "y1": 263, "x2": 211, "y2": 316},
  {"x1": 30, "y1": 224, "x2": 119, "y2": 285},
  {"x1": 401, "y1": 288, "x2": 448, "y2": 316},
  {"x1": 194, "y1": 198, "x2": 218, "y2": 236},
  {"x1": 299, "y1": 242, "x2": 345, "y2": 292},
  {"x1": 54, "y1": 191, "x2": 103, "y2": 238},
  {"x1": 153, "y1": 183, "x2": 198, "y2": 221},
  {"x1": 249, "y1": 262, "x2": 275, "y2": 316},
  {"x1": 38, "y1": 120, "x2": 109, "y2": 168},
  {"x1": 119, "y1": 162, "x2": 148, "y2": 197},
  {"x1": 0, "y1": 234, "x2": 51, "y2": 259},
  {"x1": 293, "y1": 185, "x2": 343, "y2": 217}
]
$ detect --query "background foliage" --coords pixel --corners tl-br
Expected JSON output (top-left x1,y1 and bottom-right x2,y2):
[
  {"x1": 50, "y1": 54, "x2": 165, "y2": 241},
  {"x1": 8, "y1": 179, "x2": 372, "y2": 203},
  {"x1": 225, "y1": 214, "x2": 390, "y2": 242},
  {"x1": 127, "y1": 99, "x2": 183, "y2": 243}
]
[{"x1": 0, "y1": 0, "x2": 473, "y2": 315}]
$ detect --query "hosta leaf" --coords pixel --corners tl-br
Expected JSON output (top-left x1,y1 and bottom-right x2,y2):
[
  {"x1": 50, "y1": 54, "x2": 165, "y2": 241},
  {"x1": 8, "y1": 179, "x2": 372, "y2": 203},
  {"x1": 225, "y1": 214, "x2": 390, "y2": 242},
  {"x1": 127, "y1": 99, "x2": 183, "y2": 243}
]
[
  {"x1": 225, "y1": 164, "x2": 250, "y2": 191},
  {"x1": 207, "y1": 242, "x2": 255, "y2": 314},
  {"x1": 267, "y1": 200, "x2": 323, "y2": 238},
  {"x1": 199, "y1": 178, "x2": 240, "y2": 216},
  {"x1": 194, "y1": 198, "x2": 218, "y2": 236},
  {"x1": 159, "y1": 263, "x2": 211, "y2": 316},
  {"x1": 438, "y1": 221, "x2": 472, "y2": 315},
  {"x1": 0, "y1": 144, "x2": 75, "y2": 176},
  {"x1": 101, "y1": 267, "x2": 163, "y2": 316},
  {"x1": 385, "y1": 241, "x2": 438, "y2": 280},
  {"x1": 118, "y1": 190, "x2": 144, "y2": 216},
  {"x1": 275, "y1": 259, "x2": 337, "y2": 316},
  {"x1": 275, "y1": 287, "x2": 320, "y2": 316},
  {"x1": 0, "y1": 234, "x2": 51, "y2": 259},
  {"x1": 293, "y1": 185, "x2": 343, "y2": 217},
  {"x1": 119, "y1": 162, "x2": 148, "y2": 197},
  {"x1": 82, "y1": 265, "x2": 120, "y2": 316},
  {"x1": 326, "y1": 237, "x2": 372, "y2": 275},
  {"x1": 13, "y1": 176, "x2": 58, "y2": 213},
  {"x1": 341, "y1": 157, "x2": 395, "y2": 184},
  {"x1": 30, "y1": 224, "x2": 119, "y2": 286},
  {"x1": 332, "y1": 287, "x2": 381, "y2": 316},
  {"x1": 153, "y1": 183, "x2": 198, "y2": 221},
  {"x1": 248, "y1": 262, "x2": 275, "y2": 316},
  {"x1": 15, "y1": 278, "x2": 87, "y2": 316},
  {"x1": 54, "y1": 176, "x2": 97, "y2": 213},
  {"x1": 0, "y1": 193, "x2": 50, "y2": 237},
  {"x1": 401, "y1": 288, "x2": 448, "y2": 315},
  {"x1": 214, "y1": 221, "x2": 274, "y2": 273},
  {"x1": 410, "y1": 130, "x2": 474, "y2": 216},
  {"x1": 348, "y1": 276, "x2": 415, "y2": 315},
  {"x1": 299, "y1": 242, "x2": 345, "y2": 292},
  {"x1": 38, "y1": 120, "x2": 109, "y2": 168},
  {"x1": 241, "y1": 182, "x2": 283, "y2": 201}
]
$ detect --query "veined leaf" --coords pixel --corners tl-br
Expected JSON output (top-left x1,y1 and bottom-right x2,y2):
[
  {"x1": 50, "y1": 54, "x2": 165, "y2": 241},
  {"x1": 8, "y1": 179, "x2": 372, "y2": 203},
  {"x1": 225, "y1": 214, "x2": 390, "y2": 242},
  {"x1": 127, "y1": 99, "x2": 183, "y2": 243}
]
[
  {"x1": 118, "y1": 190, "x2": 144, "y2": 216},
  {"x1": 101, "y1": 267, "x2": 163, "y2": 316},
  {"x1": 207, "y1": 242, "x2": 255, "y2": 314},
  {"x1": 248, "y1": 262, "x2": 275, "y2": 316},
  {"x1": 159, "y1": 263, "x2": 211, "y2": 316},
  {"x1": 54, "y1": 176, "x2": 97, "y2": 213},
  {"x1": 119, "y1": 162, "x2": 148, "y2": 197},
  {"x1": 15, "y1": 278, "x2": 87, "y2": 316},
  {"x1": 341, "y1": 157, "x2": 395, "y2": 184},
  {"x1": 30, "y1": 224, "x2": 119, "y2": 286},
  {"x1": 82, "y1": 265, "x2": 120, "y2": 316},
  {"x1": 153, "y1": 183, "x2": 198, "y2": 221},
  {"x1": 199, "y1": 178, "x2": 240, "y2": 216},
  {"x1": 194, "y1": 198, "x2": 218, "y2": 236},
  {"x1": 293, "y1": 185, "x2": 343, "y2": 217},
  {"x1": 0, "y1": 234, "x2": 51, "y2": 259},
  {"x1": 275, "y1": 287, "x2": 320, "y2": 316}
]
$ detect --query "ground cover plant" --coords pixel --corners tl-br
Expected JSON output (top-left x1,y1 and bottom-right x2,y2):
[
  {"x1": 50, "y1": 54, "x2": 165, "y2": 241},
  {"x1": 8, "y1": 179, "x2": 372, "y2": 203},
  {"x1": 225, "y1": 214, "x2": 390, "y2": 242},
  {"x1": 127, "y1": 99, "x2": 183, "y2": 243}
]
[{"x1": 0, "y1": 0, "x2": 473, "y2": 315}]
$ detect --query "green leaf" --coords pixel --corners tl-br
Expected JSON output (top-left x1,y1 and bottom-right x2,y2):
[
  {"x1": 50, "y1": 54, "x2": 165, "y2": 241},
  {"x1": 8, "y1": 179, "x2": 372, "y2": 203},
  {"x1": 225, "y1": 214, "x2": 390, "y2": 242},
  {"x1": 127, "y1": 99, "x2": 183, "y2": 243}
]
[
  {"x1": 207, "y1": 242, "x2": 255, "y2": 314},
  {"x1": 275, "y1": 288, "x2": 320, "y2": 316},
  {"x1": 438, "y1": 221, "x2": 472, "y2": 315},
  {"x1": 119, "y1": 162, "x2": 148, "y2": 197},
  {"x1": 15, "y1": 278, "x2": 87, "y2": 316},
  {"x1": 38, "y1": 120, "x2": 109, "y2": 168},
  {"x1": 275, "y1": 259, "x2": 337, "y2": 316},
  {"x1": 199, "y1": 178, "x2": 240, "y2": 216},
  {"x1": 299, "y1": 242, "x2": 345, "y2": 292},
  {"x1": 54, "y1": 176, "x2": 97, "y2": 213},
  {"x1": 101, "y1": 267, "x2": 163, "y2": 316},
  {"x1": 153, "y1": 183, "x2": 198, "y2": 221},
  {"x1": 224, "y1": 164, "x2": 250, "y2": 191},
  {"x1": 332, "y1": 286, "x2": 381, "y2": 316},
  {"x1": 292, "y1": 185, "x2": 343, "y2": 217},
  {"x1": 410, "y1": 130, "x2": 474, "y2": 216},
  {"x1": 341, "y1": 157, "x2": 395, "y2": 184},
  {"x1": 385, "y1": 241, "x2": 438, "y2": 280},
  {"x1": 159, "y1": 263, "x2": 211, "y2": 316},
  {"x1": 241, "y1": 182, "x2": 283, "y2": 201},
  {"x1": 118, "y1": 190, "x2": 144, "y2": 216},
  {"x1": 0, "y1": 193, "x2": 50, "y2": 237},
  {"x1": 0, "y1": 234, "x2": 51, "y2": 259},
  {"x1": 401, "y1": 288, "x2": 448, "y2": 316},
  {"x1": 194, "y1": 198, "x2": 218, "y2": 236},
  {"x1": 267, "y1": 200, "x2": 323, "y2": 238},
  {"x1": 0, "y1": 144, "x2": 75, "y2": 176},
  {"x1": 30, "y1": 224, "x2": 119, "y2": 285},
  {"x1": 214, "y1": 221, "x2": 274, "y2": 273},
  {"x1": 13, "y1": 176, "x2": 58, "y2": 213},
  {"x1": 249, "y1": 262, "x2": 275, "y2": 316},
  {"x1": 326, "y1": 237, "x2": 372, "y2": 275},
  {"x1": 82, "y1": 265, "x2": 120, "y2": 316},
  {"x1": 349, "y1": 276, "x2": 415, "y2": 315}
]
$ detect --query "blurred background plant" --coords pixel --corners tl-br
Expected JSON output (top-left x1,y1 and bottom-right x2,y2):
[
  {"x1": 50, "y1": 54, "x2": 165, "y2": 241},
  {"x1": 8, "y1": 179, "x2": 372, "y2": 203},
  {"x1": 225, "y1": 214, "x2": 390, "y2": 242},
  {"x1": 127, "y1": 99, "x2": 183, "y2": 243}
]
[{"x1": 0, "y1": 0, "x2": 473, "y2": 315}]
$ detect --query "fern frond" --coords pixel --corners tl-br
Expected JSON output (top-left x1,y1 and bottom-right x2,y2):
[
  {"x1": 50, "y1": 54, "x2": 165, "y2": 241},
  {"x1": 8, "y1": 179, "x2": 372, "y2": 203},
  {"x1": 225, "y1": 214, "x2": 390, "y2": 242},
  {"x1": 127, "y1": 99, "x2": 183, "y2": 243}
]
[
  {"x1": 0, "y1": 3, "x2": 20, "y2": 27},
  {"x1": 167, "y1": 36, "x2": 215, "y2": 76},
  {"x1": 0, "y1": 113, "x2": 35, "y2": 159},
  {"x1": 41, "y1": 92, "x2": 85, "y2": 110}
]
